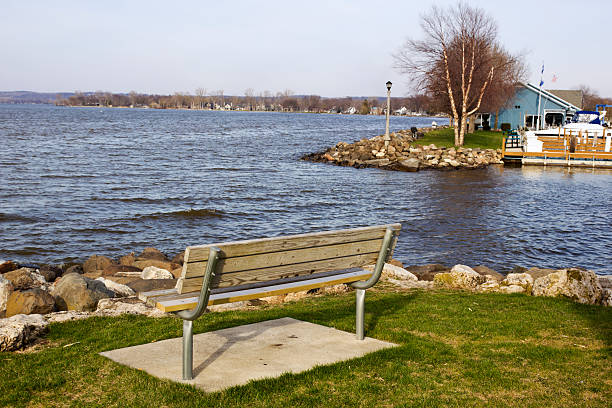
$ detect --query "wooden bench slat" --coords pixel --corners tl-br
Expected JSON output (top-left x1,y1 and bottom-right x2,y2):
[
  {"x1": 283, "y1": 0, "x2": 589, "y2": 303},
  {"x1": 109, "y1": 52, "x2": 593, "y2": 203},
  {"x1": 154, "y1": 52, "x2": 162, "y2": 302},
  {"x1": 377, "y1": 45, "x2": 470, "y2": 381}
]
[
  {"x1": 178, "y1": 252, "x2": 379, "y2": 293},
  {"x1": 184, "y1": 223, "x2": 401, "y2": 263},
  {"x1": 157, "y1": 269, "x2": 373, "y2": 312},
  {"x1": 182, "y1": 238, "x2": 383, "y2": 279}
]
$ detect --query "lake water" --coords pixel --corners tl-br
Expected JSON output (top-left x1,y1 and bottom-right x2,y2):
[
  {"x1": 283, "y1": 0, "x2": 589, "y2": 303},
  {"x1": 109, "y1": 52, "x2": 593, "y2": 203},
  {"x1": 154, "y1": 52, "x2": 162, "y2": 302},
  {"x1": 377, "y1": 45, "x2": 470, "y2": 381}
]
[{"x1": 1, "y1": 104, "x2": 611, "y2": 274}]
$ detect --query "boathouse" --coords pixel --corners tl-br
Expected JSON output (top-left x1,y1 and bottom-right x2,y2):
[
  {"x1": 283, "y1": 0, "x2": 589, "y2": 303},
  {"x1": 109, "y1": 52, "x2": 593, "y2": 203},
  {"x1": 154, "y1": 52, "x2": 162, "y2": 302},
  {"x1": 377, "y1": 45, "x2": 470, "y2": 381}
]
[{"x1": 490, "y1": 83, "x2": 581, "y2": 130}]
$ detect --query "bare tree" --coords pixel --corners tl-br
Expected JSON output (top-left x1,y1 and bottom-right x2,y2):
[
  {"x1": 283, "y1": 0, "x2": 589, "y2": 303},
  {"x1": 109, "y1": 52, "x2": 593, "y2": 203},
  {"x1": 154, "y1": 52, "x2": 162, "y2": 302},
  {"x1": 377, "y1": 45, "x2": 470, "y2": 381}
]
[
  {"x1": 394, "y1": 2, "x2": 524, "y2": 145},
  {"x1": 195, "y1": 88, "x2": 206, "y2": 109}
]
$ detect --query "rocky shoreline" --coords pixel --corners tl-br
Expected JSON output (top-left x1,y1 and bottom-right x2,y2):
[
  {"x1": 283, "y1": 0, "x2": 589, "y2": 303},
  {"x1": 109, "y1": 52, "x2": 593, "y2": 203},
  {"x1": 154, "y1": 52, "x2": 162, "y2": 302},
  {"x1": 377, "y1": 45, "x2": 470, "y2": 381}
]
[
  {"x1": 1, "y1": 251, "x2": 610, "y2": 352},
  {"x1": 301, "y1": 127, "x2": 504, "y2": 171}
]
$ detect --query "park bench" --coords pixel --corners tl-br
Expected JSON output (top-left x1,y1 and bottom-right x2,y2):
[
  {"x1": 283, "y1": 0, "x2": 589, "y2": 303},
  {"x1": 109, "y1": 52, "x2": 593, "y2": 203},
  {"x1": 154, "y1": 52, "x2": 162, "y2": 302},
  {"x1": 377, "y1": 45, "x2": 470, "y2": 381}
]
[{"x1": 138, "y1": 223, "x2": 401, "y2": 380}]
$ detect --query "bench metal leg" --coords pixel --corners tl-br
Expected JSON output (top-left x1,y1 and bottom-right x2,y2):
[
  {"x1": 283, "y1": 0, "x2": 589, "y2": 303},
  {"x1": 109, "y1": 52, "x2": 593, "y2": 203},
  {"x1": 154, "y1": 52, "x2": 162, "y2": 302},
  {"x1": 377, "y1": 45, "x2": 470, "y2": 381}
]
[
  {"x1": 182, "y1": 320, "x2": 193, "y2": 380},
  {"x1": 355, "y1": 289, "x2": 365, "y2": 340}
]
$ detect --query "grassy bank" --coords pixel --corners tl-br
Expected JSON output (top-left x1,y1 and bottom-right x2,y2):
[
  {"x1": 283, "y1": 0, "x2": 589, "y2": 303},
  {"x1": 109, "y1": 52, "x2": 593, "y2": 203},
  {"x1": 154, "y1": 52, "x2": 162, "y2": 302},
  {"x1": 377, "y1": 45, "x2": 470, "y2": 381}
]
[
  {"x1": 416, "y1": 127, "x2": 504, "y2": 149},
  {"x1": 1, "y1": 286, "x2": 610, "y2": 407}
]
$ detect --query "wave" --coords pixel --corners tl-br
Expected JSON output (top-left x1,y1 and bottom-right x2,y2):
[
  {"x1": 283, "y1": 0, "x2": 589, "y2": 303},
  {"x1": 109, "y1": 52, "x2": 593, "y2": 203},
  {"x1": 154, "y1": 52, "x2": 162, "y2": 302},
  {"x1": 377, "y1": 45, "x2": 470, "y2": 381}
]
[
  {"x1": 136, "y1": 208, "x2": 224, "y2": 220},
  {"x1": 0, "y1": 213, "x2": 42, "y2": 223},
  {"x1": 40, "y1": 174, "x2": 96, "y2": 179},
  {"x1": 91, "y1": 196, "x2": 182, "y2": 204}
]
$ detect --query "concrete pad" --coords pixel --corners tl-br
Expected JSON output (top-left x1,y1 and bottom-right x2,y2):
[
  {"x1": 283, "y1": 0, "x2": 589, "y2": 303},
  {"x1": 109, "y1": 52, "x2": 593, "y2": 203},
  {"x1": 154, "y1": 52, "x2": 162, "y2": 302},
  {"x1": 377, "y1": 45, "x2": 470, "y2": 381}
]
[{"x1": 100, "y1": 317, "x2": 396, "y2": 392}]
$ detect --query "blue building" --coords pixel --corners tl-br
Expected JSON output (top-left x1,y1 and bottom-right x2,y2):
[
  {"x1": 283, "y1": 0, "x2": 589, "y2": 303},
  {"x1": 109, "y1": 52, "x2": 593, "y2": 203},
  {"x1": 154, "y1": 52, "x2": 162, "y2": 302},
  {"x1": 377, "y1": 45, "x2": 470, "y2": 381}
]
[{"x1": 490, "y1": 83, "x2": 581, "y2": 130}]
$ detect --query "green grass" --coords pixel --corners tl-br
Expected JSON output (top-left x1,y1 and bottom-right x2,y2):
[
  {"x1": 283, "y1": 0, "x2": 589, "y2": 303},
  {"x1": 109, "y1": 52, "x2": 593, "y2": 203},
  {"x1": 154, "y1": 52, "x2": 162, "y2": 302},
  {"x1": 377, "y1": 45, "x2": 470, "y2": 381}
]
[
  {"x1": 1, "y1": 286, "x2": 610, "y2": 407},
  {"x1": 416, "y1": 127, "x2": 504, "y2": 149}
]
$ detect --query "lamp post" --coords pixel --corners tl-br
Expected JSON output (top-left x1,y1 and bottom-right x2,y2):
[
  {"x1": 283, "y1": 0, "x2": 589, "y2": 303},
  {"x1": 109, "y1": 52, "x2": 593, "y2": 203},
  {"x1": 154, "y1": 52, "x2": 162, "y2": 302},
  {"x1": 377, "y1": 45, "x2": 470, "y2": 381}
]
[{"x1": 384, "y1": 81, "x2": 392, "y2": 148}]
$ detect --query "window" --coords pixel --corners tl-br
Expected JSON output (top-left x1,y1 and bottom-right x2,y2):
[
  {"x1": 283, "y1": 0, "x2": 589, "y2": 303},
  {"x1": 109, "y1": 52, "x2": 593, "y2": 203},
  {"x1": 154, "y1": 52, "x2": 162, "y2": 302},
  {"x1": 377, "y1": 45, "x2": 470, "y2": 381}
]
[
  {"x1": 525, "y1": 115, "x2": 542, "y2": 129},
  {"x1": 545, "y1": 112, "x2": 564, "y2": 126}
]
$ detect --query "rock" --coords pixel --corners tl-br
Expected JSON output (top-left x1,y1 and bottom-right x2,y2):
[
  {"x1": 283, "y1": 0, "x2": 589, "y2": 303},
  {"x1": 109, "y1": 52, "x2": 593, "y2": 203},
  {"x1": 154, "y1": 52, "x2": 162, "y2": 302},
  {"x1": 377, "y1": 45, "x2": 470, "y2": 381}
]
[
  {"x1": 65, "y1": 264, "x2": 84, "y2": 275},
  {"x1": 371, "y1": 263, "x2": 418, "y2": 281},
  {"x1": 44, "y1": 311, "x2": 91, "y2": 323},
  {"x1": 83, "y1": 255, "x2": 116, "y2": 275},
  {"x1": 125, "y1": 278, "x2": 177, "y2": 293},
  {"x1": 434, "y1": 265, "x2": 485, "y2": 289},
  {"x1": 364, "y1": 158, "x2": 390, "y2": 166},
  {"x1": 388, "y1": 258, "x2": 404, "y2": 268},
  {"x1": 532, "y1": 268, "x2": 602, "y2": 305},
  {"x1": 141, "y1": 266, "x2": 174, "y2": 280},
  {"x1": 0, "y1": 314, "x2": 48, "y2": 351},
  {"x1": 208, "y1": 301, "x2": 251, "y2": 312},
  {"x1": 5, "y1": 289, "x2": 56, "y2": 317},
  {"x1": 284, "y1": 291, "x2": 310, "y2": 302},
  {"x1": 321, "y1": 284, "x2": 351, "y2": 295},
  {"x1": 473, "y1": 265, "x2": 504, "y2": 281},
  {"x1": 0, "y1": 260, "x2": 18, "y2": 274},
  {"x1": 95, "y1": 278, "x2": 136, "y2": 298},
  {"x1": 399, "y1": 158, "x2": 420, "y2": 172},
  {"x1": 526, "y1": 267, "x2": 557, "y2": 280},
  {"x1": 119, "y1": 253, "x2": 136, "y2": 266},
  {"x1": 38, "y1": 265, "x2": 62, "y2": 282},
  {"x1": 137, "y1": 247, "x2": 168, "y2": 262},
  {"x1": 0, "y1": 275, "x2": 14, "y2": 317},
  {"x1": 133, "y1": 259, "x2": 180, "y2": 272},
  {"x1": 51, "y1": 273, "x2": 115, "y2": 311},
  {"x1": 170, "y1": 267, "x2": 183, "y2": 279},
  {"x1": 597, "y1": 275, "x2": 612, "y2": 289},
  {"x1": 171, "y1": 251, "x2": 185, "y2": 265},
  {"x1": 601, "y1": 289, "x2": 612, "y2": 307},
  {"x1": 94, "y1": 297, "x2": 166, "y2": 317},
  {"x1": 405, "y1": 264, "x2": 449, "y2": 281},
  {"x1": 3, "y1": 268, "x2": 46, "y2": 290},
  {"x1": 101, "y1": 264, "x2": 142, "y2": 277},
  {"x1": 478, "y1": 280, "x2": 501, "y2": 293},
  {"x1": 500, "y1": 273, "x2": 534, "y2": 294}
]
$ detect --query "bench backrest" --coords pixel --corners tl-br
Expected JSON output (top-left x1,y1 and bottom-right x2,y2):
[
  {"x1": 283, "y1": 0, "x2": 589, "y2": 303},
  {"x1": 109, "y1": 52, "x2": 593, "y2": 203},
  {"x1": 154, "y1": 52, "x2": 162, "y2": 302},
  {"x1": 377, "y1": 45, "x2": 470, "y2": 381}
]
[{"x1": 177, "y1": 223, "x2": 401, "y2": 294}]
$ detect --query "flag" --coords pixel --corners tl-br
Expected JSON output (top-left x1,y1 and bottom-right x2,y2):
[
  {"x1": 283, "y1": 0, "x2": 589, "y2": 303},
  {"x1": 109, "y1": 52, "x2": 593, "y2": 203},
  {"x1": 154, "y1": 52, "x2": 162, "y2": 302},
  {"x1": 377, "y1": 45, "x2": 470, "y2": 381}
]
[
  {"x1": 540, "y1": 79, "x2": 544, "y2": 87},
  {"x1": 552, "y1": 74, "x2": 558, "y2": 83},
  {"x1": 541, "y1": 64, "x2": 544, "y2": 74},
  {"x1": 539, "y1": 63, "x2": 544, "y2": 88}
]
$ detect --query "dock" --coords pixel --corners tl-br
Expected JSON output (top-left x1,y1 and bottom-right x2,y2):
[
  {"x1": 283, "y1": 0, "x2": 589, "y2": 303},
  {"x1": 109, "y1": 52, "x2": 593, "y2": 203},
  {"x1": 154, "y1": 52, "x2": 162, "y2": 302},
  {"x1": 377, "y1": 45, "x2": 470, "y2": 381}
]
[{"x1": 502, "y1": 130, "x2": 612, "y2": 168}]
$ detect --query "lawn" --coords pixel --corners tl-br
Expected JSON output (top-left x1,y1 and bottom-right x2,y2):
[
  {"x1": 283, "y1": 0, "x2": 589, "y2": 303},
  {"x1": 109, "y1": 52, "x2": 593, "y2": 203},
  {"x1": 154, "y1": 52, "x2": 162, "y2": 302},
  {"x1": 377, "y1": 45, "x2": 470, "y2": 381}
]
[
  {"x1": 1, "y1": 286, "x2": 610, "y2": 407},
  {"x1": 416, "y1": 127, "x2": 504, "y2": 149}
]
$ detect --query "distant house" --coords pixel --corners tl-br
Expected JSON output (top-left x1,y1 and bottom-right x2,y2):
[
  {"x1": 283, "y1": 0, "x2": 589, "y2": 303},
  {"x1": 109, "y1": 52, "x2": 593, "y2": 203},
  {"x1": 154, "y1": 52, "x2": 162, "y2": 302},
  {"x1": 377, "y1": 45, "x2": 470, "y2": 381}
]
[
  {"x1": 490, "y1": 83, "x2": 581, "y2": 130},
  {"x1": 395, "y1": 106, "x2": 408, "y2": 115},
  {"x1": 346, "y1": 106, "x2": 357, "y2": 114}
]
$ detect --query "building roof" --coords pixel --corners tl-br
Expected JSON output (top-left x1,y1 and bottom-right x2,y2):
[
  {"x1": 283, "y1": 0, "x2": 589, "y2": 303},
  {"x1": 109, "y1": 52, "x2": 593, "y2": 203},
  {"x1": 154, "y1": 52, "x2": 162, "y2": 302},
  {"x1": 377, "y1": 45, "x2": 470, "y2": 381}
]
[
  {"x1": 546, "y1": 89, "x2": 583, "y2": 109},
  {"x1": 522, "y1": 83, "x2": 581, "y2": 111}
]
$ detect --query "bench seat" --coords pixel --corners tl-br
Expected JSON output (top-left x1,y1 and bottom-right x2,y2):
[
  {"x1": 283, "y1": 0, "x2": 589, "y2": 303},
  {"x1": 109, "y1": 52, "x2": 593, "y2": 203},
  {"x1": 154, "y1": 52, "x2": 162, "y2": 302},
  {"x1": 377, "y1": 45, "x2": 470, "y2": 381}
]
[{"x1": 139, "y1": 268, "x2": 373, "y2": 312}]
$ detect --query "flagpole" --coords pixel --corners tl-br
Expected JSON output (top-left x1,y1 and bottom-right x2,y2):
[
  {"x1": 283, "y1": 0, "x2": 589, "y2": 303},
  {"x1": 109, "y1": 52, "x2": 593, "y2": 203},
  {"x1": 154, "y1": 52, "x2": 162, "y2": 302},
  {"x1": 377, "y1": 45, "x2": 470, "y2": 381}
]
[{"x1": 536, "y1": 62, "x2": 544, "y2": 131}]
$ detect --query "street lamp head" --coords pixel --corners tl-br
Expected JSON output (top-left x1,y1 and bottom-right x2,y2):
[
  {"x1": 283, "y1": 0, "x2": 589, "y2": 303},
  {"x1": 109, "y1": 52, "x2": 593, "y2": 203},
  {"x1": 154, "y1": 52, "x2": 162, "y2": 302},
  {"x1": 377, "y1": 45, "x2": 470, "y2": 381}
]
[{"x1": 386, "y1": 81, "x2": 392, "y2": 91}]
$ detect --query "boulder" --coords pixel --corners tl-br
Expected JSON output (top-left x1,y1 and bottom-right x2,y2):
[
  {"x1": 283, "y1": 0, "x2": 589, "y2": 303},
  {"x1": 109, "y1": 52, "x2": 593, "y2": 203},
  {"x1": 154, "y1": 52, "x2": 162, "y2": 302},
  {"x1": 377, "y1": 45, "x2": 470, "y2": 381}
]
[
  {"x1": 125, "y1": 278, "x2": 177, "y2": 293},
  {"x1": 434, "y1": 264, "x2": 485, "y2": 289},
  {"x1": 65, "y1": 264, "x2": 84, "y2": 275},
  {"x1": 388, "y1": 258, "x2": 404, "y2": 268},
  {"x1": 83, "y1": 255, "x2": 116, "y2": 275},
  {"x1": 119, "y1": 253, "x2": 136, "y2": 266},
  {"x1": 0, "y1": 275, "x2": 14, "y2": 317},
  {"x1": 170, "y1": 267, "x2": 183, "y2": 279},
  {"x1": 367, "y1": 263, "x2": 418, "y2": 282},
  {"x1": 94, "y1": 297, "x2": 166, "y2": 317},
  {"x1": 137, "y1": 247, "x2": 168, "y2": 262},
  {"x1": 500, "y1": 273, "x2": 534, "y2": 295},
  {"x1": 3, "y1": 268, "x2": 46, "y2": 290},
  {"x1": 597, "y1": 275, "x2": 612, "y2": 290},
  {"x1": 532, "y1": 268, "x2": 602, "y2": 305},
  {"x1": 100, "y1": 264, "x2": 142, "y2": 277},
  {"x1": 133, "y1": 259, "x2": 180, "y2": 272},
  {"x1": 0, "y1": 314, "x2": 49, "y2": 351},
  {"x1": 473, "y1": 265, "x2": 504, "y2": 281},
  {"x1": 0, "y1": 260, "x2": 18, "y2": 274},
  {"x1": 5, "y1": 289, "x2": 56, "y2": 317},
  {"x1": 601, "y1": 289, "x2": 612, "y2": 307},
  {"x1": 171, "y1": 251, "x2": 185, "y2": 265},
  {"x1": 45, "y1": 310, "x2": 91, "y2": 323},
  {"x1": 38, "y1": 265, "x2": 62, "y2": 282},
  {"x1": 405, "y1": 264, "x2": 449, "y2": 281},
  {"x1": 51, "y1": 273, "x2": 115, "y2": 311},
  {"x1": 141, "y1": 266, "x2": 174, "y2": 280},
  {"x1": 477, "y1": 279, "x2": 501, "y2": 293},
  {"x1": 95, "y1": 277, "x2": 136, "y2": 298},
  {"x1": 399, "y1": 158, "x2": 420, "y2": 172},
  {"x1": 526, "y1": 267, "x2": 557, "y2": 280}
]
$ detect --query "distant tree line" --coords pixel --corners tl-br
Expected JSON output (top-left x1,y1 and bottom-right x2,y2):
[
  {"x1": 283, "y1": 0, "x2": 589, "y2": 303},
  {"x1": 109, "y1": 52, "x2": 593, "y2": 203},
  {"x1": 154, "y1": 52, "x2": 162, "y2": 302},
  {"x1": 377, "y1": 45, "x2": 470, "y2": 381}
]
[{"x1": 54, "y1": 89, "x2": 438, "y2": 115}]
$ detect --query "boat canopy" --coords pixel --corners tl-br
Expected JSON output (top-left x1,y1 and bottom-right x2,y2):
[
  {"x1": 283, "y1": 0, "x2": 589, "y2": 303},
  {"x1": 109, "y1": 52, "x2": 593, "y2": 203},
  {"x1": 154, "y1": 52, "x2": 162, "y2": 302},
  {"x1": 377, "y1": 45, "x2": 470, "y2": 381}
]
[{"x1": 572, "y1": 111, "x2": 601, "y2": 124}]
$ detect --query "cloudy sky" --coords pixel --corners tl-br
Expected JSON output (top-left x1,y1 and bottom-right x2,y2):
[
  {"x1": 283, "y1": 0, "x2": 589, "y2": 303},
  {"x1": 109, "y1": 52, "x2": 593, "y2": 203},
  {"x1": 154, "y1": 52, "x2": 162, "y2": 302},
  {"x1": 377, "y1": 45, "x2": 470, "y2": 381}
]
[{"x1": 2, "y1": 0, "x2": 609, "y2": 97}]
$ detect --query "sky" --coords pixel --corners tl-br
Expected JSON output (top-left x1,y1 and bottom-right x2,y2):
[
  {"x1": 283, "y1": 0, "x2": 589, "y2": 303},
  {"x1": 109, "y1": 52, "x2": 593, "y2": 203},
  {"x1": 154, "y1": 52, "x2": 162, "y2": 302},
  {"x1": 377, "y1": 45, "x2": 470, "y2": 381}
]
[{"x1": 1, "y1": 0, "x2": 610, "y2": 97}]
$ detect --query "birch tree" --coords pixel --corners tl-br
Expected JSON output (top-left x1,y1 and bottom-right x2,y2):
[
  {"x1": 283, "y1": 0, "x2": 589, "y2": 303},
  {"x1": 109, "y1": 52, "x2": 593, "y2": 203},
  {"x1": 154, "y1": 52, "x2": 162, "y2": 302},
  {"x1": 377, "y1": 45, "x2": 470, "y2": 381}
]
[{"x1": 394, "y1": 2, "x2": 524, "y2": 145}]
